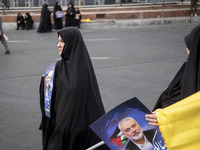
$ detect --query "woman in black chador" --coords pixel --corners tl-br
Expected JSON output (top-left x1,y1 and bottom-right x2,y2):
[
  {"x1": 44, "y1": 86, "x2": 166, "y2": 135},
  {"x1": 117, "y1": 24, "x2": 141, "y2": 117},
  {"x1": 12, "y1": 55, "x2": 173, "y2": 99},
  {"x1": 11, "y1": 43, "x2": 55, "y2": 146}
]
[
  {"x1": 53, "y1": 2, "x2": 63, "y2": 30},
  {"x1": 37, "y1": 4, "x2": 52, "y2": 33},
  {"x1": 39, "y1": 27, "x2": 109, "y2": 150},
  {"x1": 24, "y1": 12, "x2": 34, "y2": 30},
  {"x1": 16, "y1": 13, "x2": 25, "y2": 30},
  {"x1": 65, "y1": 2, "x2": 75, "y2": 27},
  {"x1": 146, "y1": 25, "x2": 200, "y2": 126},
  {"x1": 75, "y1": 7, "x2": 82, "y2": 28}
]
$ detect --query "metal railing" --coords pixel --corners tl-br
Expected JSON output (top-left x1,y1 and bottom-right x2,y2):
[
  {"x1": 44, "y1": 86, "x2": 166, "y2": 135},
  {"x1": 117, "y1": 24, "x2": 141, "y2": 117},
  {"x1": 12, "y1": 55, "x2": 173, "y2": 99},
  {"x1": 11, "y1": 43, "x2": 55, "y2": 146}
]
[{"x1": 1, "y1": 0, "x2": 190, "y2": 7}]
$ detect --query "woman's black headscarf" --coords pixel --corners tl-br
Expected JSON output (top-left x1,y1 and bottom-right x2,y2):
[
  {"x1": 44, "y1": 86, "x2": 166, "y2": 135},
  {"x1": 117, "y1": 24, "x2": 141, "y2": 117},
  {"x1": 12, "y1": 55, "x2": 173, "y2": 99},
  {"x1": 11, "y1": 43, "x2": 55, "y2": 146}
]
[
  {"x1": 39, "y1": 27, "x2": 109, "y2": 150},
  {"x1": 153, "y1": 24, "x2": 200, "y2": 110},
  {"x1": 54, "y1": 2, "x2": 62, "y2": 12}
]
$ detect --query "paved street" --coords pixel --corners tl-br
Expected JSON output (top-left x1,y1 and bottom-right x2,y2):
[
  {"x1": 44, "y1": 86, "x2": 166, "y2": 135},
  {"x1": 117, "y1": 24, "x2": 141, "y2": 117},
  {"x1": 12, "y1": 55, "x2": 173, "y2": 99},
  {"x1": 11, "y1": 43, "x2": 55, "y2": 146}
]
[{"x1": 0, "y1": 23, "x2": 198, "y2": 150}]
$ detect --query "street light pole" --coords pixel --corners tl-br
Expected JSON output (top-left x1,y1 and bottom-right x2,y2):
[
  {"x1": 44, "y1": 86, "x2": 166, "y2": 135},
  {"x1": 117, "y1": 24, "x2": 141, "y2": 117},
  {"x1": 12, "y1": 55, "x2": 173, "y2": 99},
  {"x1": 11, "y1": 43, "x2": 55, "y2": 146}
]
[
  {"x1": 2, "y1": 0, "x2": 6, "y2": 15},
  {"x1": 30, "y1": 0, "x2": 33, "y2": 14}
]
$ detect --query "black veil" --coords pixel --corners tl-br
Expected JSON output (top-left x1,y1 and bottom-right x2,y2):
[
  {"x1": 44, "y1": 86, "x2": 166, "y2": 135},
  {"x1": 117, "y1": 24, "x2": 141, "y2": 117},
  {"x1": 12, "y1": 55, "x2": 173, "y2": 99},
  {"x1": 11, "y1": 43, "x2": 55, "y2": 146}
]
[
  {"x1": 37, "y1": 4, "x2": 52, "y2": 33},
  {"x1": 153, "y1": 24, "x2": 200, "y2": 110},
  {"x1": 53, "y1": 2, "x2": 63, "y2": 29},
  {"x1": 39, "y1": 27, "x2": 109, "y2": 150}
]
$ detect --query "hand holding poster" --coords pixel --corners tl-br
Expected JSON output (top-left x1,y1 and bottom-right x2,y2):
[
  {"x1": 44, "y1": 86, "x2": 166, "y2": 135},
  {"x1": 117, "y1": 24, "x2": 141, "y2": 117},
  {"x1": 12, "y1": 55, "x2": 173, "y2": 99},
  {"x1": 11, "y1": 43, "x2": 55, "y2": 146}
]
[{"x1": 90, "y1": 97, "x2": 167, "y2": 150}]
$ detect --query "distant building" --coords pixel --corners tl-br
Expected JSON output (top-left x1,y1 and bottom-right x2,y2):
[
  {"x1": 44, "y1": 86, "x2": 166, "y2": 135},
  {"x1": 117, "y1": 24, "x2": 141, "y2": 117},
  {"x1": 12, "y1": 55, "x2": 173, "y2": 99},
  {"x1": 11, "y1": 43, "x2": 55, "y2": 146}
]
[{"x1": 0, "y1": 0, "x2": 143, "y2": 7}]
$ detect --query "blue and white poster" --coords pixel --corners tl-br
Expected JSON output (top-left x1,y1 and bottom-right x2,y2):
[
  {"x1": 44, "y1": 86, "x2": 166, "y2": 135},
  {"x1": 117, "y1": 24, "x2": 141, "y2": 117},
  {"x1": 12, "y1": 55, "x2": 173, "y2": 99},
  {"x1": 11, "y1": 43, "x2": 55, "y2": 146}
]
[
  {"x1": 44, "y1": 63, "x2": 56, "y2": 118},
  {"x1": 90, "y1": 97, "x2": 167, "y2": 150}
]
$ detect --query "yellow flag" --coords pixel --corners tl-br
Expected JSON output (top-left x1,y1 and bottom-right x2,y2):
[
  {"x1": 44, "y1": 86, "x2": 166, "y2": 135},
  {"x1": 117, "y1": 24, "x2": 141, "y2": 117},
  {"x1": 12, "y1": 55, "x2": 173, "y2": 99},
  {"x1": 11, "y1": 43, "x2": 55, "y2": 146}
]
[{"x1": 156, "y1": 91, "x2": 200, "y2": 150}]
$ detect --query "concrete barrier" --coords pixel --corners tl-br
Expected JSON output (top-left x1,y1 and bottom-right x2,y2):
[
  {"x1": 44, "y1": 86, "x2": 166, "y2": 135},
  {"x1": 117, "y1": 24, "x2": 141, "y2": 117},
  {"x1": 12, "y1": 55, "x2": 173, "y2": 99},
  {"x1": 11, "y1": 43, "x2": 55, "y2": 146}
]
[{"x1": 2, "y1": 17, "x2": 200, "y2": 30}]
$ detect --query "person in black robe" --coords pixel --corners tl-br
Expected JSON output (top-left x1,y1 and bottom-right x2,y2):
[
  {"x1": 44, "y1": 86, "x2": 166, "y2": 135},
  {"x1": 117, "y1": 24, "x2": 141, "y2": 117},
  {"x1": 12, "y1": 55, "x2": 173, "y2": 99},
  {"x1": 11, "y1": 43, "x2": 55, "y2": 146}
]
[
  {"x1": 39, "y1": 27, "x2": 109, "y2": 150},
  {"x1": 53, "y1": 2, "x2": 63, "y2": 30},
  {"x1": 190, "y1": 0, "x2": 198, "y2": 17},
  {"x1": 65, "y1": 2, "x2": 75, "y2": 27},
  {"x1": 16, "y1": 12, "x2": 25, "y2": 30},
  {"x1": 37, "y1": 4, "x2": 52, "y2": 33},
  {"x1": 75, "y1": 7, "x2": 82, "y2": 28},
  {"x1": 146, "y1": 24, "x2": 200, "y2": 126},
  {"x1": 24, "y1": 12, "x2": 34, "y2": 30}
]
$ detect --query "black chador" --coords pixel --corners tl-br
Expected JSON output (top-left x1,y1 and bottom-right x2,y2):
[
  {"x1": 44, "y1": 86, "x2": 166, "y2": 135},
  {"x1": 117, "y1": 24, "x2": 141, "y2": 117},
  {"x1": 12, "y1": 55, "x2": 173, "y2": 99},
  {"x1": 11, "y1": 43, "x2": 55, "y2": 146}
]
[
  {"x1": 24, "y1": 12, "x2": 34, "y2": 30},
  {"x1": 39, "y1": 27, "x2": 109, "y2": 150},
  {"x1": 37, "y1": 4, "x2": 52, "y2": 33},
  {"x1": 153, "y1": 24, "x2": 200, "y2": 110},
  {"x1": 53, "y1": 2, "x2": 63, "y2": 30},
  {"x1": 16, "y1": 13, "x2": 25, "y2": 30},
  {"x1": 65, "y1": 3, "x2": 75, "y2": 27},
  {"x1": 75, "y1": 8, "x2": 82, "y2": 28}
]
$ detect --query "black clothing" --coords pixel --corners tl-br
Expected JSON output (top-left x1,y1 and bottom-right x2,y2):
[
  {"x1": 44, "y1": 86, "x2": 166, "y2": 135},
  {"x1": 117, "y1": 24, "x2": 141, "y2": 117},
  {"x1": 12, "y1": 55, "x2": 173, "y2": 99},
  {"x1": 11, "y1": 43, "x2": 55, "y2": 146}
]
[
  {"x1": 191, "y1": 0, "x2": 198, "y2": 16},
  {"x1": 153, "y1": 25, "x2": 200, "y2": 110},
  {"x1": 65, "y1": 3, "x2": 76, "y2": 27},
  {"x1": 24, "y1": 12, "x2": 34, "y2": 30},
  {"x1": 53, "y1": 2, "x2": 63, "y2": 29},
  {"x1": 16, "y1": 13, "x2": 25, "y2": 30},
  {"x1": 125, "y1": 129, "x2": 156, "y2": 150},
  {"x1": 39, "y1": 27, "x2": 109, "y2": 150},
  {"x1": 37, "y1": 4, "x2": 52, "y2": 33},
  {"x1": 75, "y1": 8, "x2": 82, "y2": 28}
]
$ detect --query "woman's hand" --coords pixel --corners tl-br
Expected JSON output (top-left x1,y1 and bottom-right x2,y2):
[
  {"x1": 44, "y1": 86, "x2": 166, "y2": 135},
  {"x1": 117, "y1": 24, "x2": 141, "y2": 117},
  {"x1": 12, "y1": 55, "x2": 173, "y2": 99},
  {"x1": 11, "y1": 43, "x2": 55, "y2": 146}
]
[{"x1": 145, "y1": 111, "x2": 159, "y2": 126}]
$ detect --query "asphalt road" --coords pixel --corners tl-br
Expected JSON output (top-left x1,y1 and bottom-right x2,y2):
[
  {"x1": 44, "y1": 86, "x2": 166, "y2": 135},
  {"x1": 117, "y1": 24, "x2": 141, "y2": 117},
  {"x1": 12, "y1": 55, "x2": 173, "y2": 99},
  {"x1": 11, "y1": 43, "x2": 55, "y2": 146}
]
[{"x1": 0, "y1": 23, "x2": 198, "y2": 150}]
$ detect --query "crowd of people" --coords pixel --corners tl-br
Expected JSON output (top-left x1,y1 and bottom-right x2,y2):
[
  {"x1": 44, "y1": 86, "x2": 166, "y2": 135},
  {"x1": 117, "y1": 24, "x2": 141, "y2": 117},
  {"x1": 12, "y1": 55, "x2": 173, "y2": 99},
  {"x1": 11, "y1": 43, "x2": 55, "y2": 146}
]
[
  {"x1": 1, "y1": 2, "x2": 82, "y2": 55},
  {"x1": 16, "y1": 2, "x2": 82, "y2": 33},
  {"x1": 37, "y1": 2, "x2": 82, "y2": 33}
]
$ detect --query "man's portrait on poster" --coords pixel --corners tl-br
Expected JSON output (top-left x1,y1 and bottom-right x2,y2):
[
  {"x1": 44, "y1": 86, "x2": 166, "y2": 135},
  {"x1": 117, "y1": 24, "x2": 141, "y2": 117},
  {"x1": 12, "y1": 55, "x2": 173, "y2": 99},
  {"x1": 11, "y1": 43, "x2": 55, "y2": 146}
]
[
  {"x1": 90, "y1": 97, "x2": 168, "y2": 150},
  {"x1": 118, "y1": 117, "x2": 156, "y2": 150},
  {"x1": 44, "y1": 63, "x2": 55, "y2": 118}
]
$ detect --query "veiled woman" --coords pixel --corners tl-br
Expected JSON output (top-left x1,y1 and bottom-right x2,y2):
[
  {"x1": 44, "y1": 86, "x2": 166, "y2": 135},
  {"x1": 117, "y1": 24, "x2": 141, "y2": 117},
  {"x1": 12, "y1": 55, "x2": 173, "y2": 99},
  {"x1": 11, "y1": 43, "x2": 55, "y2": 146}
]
[
  {"x1": 16, "y1": 12, "x2": 25, "y2": 30},
  {"x1": 37, "y1": 4, "x2": 52, "y2": 33},
  {"x1": 53, "y1": 2, "x2": 63, "y2": 30},
  {"x1": 65, "y1": 2, "x2": 75, "y2": 27},
  {"x1": 39, "y1": 27, "x2": 109, "y2": 150},
  {"x1": 24, "y1": 12, "x2": 34, "y2": 30},
  {"x1": 146, "y1": 24, "x2": 200, "y2": 126}
]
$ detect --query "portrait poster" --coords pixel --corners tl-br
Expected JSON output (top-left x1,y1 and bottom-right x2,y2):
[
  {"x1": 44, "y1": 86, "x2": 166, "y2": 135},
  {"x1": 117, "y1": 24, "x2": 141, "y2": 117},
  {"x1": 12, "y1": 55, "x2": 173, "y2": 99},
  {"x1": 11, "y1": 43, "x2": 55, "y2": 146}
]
[
  {"x1": 90, "y1": 97, "x2": 167, "y2": 150},
  {"x1": 56, "y1": 11, "x2": 64, "y2": 18},
  {"x1": 44, "y1": 63, "x2": 56, "y2": 118}
]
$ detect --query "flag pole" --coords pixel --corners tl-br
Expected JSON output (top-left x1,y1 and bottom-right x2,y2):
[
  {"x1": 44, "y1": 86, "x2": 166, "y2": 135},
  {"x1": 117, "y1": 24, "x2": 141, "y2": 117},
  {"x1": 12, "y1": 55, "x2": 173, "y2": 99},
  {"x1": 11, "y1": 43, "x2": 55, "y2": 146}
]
[
  {"x1": 86, "y1": 141, "x2": 105, "y2": 150},
  {"x1": 79, "y1": 0, "x2": 81, "y2": 12}
]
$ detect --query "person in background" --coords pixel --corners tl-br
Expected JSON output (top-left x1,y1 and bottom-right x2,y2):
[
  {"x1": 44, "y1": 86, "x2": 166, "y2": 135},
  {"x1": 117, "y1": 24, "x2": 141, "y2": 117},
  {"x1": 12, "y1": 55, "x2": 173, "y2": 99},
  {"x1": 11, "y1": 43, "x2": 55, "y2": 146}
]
[
  {"x1": 16, "y1": 12, "x2": 25, "y2": 30},
  {"x1": 65, "y1": 2, "x2": 75, "y2": 27},
  {"x1": 190, "y1": 0, "x2": 198, "y2": 17},
  {"x1": 0, "y1": 16, "x2": 10, "y2": 54},
  {"x1": 24, "y1": 12, "x2": 34, "y2": 30},
  {"x1": 53, "y1": 1, "x2": 63, "y2": 30},
  {"x1": 146, "y1": 24, "x2": 200, "y2": 126},
  {"x1": 37, "y1": 4, "x2": 52, "y2": 33},
  {"x1": 75, "y1": 7, "x2": 82, "y2": 28}
]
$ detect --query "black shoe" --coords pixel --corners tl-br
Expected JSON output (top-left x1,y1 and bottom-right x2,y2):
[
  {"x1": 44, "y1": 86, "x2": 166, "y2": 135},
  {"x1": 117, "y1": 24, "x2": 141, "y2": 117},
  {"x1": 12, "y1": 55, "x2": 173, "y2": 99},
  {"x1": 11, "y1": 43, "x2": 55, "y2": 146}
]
[{"x1": 4, "y1": 51, "x2": 10, "y2": 54}]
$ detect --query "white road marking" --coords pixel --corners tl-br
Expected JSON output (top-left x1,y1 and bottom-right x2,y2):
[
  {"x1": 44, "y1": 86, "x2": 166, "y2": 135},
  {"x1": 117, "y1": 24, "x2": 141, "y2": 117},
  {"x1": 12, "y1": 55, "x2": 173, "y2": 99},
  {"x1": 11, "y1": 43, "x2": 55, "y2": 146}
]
[
  {"x1": 55, "y1": 57, "x2": 120, "y2": 61},
  {"x1": 8, "y1": 40, "x2": 29, "y2": 43},
  {"x1": 91, "y1": 57, "x2": 119, "y2": 60},
  {"x1": 85, "y1": 39, "x2": 117, "y2": 42}
]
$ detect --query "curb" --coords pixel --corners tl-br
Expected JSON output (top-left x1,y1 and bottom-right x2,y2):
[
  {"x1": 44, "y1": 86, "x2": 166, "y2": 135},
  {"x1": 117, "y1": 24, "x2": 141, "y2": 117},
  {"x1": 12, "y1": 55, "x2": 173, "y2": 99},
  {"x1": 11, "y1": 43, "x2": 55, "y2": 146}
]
[{"x1": 2, "y1": 17, "x2": 200, "y2": 30}]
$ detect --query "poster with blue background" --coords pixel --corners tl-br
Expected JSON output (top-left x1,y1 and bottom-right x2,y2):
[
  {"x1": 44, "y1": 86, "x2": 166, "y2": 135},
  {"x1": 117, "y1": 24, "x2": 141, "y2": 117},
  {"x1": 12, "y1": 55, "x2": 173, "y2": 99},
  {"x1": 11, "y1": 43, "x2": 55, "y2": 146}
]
[
  {"x1": 44, "y1": 63, "x2": 56, "y2": 118},
  {"x1": 90, "y1": 97, "x2": 167, "y2": 150}
]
